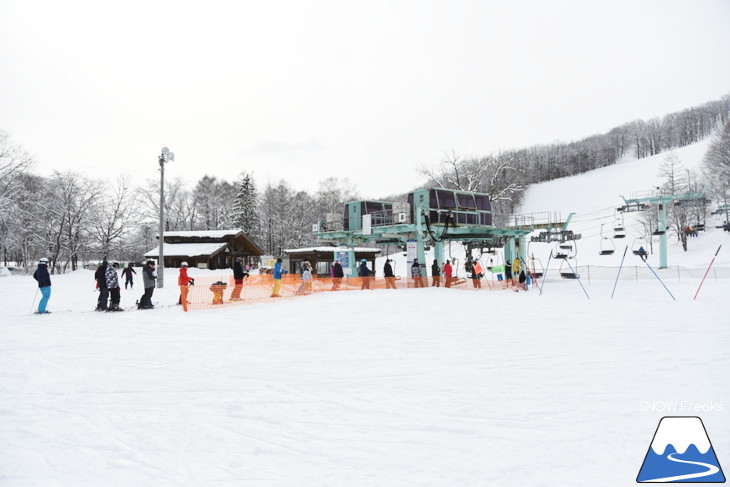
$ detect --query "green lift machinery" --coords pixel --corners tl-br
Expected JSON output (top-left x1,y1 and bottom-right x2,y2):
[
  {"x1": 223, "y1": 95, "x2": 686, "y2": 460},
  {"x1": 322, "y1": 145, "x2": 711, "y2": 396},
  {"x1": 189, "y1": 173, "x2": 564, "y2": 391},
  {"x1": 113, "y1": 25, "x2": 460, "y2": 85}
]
[
  {"x1": 314, "y1": 188, "x2": 575, "y2": 277},
  {"x1": 619, "y1": 187, "x2": 708, "y2": 269}
]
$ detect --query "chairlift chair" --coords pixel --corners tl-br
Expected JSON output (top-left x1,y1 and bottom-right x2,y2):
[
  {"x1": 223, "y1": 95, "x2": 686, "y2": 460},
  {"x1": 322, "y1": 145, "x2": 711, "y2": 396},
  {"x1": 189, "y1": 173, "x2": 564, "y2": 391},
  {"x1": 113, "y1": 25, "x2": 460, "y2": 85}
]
[
  {"x1": 631, "y1": 237, "x2": 648, "y2": 256},
  {"x1": 599, "y1": 224, "x2": 615, "y2": 255},
  {"x1": 559, "y1": 258, "x2": 579, "y2": 279}
]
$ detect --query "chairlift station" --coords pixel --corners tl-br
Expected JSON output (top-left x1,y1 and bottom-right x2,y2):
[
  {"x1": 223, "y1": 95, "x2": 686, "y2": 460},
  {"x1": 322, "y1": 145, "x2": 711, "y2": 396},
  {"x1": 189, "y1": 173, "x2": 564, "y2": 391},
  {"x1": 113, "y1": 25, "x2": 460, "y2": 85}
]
[{"x1": 313, "y1": 188, "x2": 575, "y2": 276}]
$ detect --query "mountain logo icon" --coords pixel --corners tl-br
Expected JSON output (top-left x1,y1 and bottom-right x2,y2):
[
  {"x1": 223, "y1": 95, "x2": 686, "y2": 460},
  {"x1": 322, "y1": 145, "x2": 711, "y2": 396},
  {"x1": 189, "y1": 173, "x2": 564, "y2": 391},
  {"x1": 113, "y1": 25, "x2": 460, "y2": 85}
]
[{"x1": 637, "y1": 416, "x2": 725, "y2": 483}]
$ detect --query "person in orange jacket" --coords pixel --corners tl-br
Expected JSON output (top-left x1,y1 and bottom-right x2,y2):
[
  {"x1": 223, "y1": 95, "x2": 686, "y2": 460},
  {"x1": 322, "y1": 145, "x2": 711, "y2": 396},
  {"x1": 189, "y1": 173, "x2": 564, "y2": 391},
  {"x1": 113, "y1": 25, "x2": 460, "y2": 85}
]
[{"x1": 178, "y1": 262, "x2": 195, "y2": 311}]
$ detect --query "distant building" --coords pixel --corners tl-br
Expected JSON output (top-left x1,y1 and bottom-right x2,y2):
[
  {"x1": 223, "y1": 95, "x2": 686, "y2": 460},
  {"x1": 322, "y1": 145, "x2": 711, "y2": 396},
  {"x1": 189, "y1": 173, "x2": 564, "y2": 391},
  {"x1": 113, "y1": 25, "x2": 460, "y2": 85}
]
[
  {"x1": 145, "y1": 230, "x2": 264, "y2": 270},
  {"x1": 283, "y1": 246, "x2": 381, "y2": 276}
]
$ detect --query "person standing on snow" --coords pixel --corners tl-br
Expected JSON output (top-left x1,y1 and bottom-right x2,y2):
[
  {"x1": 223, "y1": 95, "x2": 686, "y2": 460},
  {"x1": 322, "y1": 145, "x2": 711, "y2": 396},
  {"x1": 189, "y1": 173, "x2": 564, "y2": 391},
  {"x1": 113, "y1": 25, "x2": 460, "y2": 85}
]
[
  {"x1": 383, "y1": 259, "x2": 397, "y2": 289},
  {"x1": 121, "y1": 263, "x2": 136, "y2": 289},
  {"x1": 411, "y1": 258, "x2": 423, "y2": 288},
  {"x1": 95, "y1": 259, "x2": 109, "y2": 311},
  {"x1": 178, "y1": 262, "x2": 195, "y2": 311},
  {"x1": 331, "y1": 260, "x2": 344, "y2": 291},
  {"x1": 33, "y1": 257, "x2": 52, "y2": 314},
  {"x1": 431, "y1": 259, "x2": 441, "y2": 287},
  {"x1": 472, "y1": 260, "x2": 483, "y2": 289},
  {"x1": 106, "y1": 262, "x2": 122, "y2": 311},
  {"x1": 271, "y1": 258, "x2": 286, "y2": 297},
  {"x1": 359, "y1": 259, "x2": 372, "y2": 290},
  {"x1": 230, "y1": 259, "x2": 248, "y2": 300},
  {"x1": 296, "y1": 262, "x2": 313, "y2": 295},
  {"x1": 443, "y1": 260, "x2": 453, "y2": 288},
  {"x1": 138, "y1": 260, "x2": 157, "y2": 309},
  {"x1": 511, "y1": 258, "x2": 521, "y2": 288}
]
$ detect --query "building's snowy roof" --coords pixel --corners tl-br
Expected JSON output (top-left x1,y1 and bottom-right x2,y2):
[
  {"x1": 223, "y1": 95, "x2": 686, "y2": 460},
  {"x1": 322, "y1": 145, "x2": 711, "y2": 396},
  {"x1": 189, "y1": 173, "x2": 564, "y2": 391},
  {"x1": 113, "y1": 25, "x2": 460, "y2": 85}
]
[
  {"x1": 162, "y1": 230, "x2": 242, "y2": 239},
  {"x1": 144, "y1": 242, "x2": 227, "y2": 258},
  {"x1": 284, "y1": 247, "x2": 382, "y2": 254}
]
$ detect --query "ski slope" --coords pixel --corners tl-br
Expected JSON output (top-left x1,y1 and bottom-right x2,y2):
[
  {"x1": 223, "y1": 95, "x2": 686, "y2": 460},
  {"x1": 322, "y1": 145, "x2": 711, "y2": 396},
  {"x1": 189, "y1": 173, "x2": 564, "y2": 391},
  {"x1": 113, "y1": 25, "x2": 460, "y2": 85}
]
[{"x1": 1, "y1": 139, "x2": 728, "y2": 486}]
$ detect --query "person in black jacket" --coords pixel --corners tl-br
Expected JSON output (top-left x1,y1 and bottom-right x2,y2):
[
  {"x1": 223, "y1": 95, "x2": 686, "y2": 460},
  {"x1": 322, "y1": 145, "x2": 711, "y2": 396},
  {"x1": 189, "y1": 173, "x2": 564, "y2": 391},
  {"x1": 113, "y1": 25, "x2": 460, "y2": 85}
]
[
  {"x1": 33, "y1": 257, "x2": 52, "y2": 314},
  {"x1": 431, "y1": 259, "x2": 441, "y2": 287},
  {"x1": 359, "y1": 259, "x2": 372, "y2": 290},
  {"x1": 331, "y1": 260, "x2": 344, "y2": 291},
  {"x1": 383, "y1": 259, "x2": 396, "y2": 289},
  {"x1": 95, "y1": 259, "x2": 109, "y2": 311},
  {"x1": 230, "y1": 259, "x2": 248, "y2": 300}
]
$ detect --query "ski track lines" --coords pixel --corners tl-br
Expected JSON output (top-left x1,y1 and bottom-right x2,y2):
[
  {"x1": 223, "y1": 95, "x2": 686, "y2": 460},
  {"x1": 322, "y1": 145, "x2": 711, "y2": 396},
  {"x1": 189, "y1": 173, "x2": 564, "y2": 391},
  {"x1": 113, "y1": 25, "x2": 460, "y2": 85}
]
[
  {"x1": 1, "y1": 275, "x2": 729, "y2": 485},
  {"x1": 644, "y1": 453, "x2": 720, "y2": 482}
]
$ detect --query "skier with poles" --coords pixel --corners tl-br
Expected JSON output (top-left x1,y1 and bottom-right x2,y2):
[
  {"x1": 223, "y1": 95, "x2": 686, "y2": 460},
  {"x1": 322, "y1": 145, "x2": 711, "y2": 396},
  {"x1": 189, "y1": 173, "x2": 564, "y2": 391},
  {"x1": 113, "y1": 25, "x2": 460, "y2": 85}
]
[{"x1": 32, "y1": 257, "x2": 52, "y2": 314}]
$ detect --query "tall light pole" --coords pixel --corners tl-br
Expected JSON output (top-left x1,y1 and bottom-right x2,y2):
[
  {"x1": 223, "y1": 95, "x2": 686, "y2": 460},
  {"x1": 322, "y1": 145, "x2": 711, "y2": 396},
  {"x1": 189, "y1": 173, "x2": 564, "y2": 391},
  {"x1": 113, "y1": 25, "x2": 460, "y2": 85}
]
[{"x1": 158, "y1": 147, "x2": 174, "y2": 288}]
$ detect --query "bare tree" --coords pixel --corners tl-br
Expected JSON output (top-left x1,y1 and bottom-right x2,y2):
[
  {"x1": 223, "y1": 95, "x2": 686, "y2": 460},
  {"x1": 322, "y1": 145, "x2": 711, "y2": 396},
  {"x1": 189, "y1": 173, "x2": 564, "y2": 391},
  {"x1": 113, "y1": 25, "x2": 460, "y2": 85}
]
[{"x1": 91, "y1": 175, "x2": 138, "y2": 258}]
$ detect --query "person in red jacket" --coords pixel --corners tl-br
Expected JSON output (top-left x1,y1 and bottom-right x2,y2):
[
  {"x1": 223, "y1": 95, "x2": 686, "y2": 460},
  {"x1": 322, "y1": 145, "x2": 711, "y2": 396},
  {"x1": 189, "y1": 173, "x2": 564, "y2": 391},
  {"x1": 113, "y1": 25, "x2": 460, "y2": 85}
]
[
  {"x1": 444, "y1": 260, "x2": 453, "y2": 288},
  {"x1": 178, "y1": 262, "x2": 195, "y2": 311}
]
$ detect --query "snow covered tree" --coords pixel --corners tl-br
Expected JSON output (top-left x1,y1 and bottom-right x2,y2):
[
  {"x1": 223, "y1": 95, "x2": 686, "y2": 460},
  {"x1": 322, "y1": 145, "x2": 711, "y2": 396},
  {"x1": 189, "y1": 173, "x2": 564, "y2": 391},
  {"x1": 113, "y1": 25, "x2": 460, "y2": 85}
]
[
  {"x1": 703, "y1": 121, "x2": 730, "y2": 203},
  {"x1": 232, "y1": 172, "x2": 260, "y2": 236},
  {"x1": 90, "y1": 175, "x2": 138, "y2": 258}
]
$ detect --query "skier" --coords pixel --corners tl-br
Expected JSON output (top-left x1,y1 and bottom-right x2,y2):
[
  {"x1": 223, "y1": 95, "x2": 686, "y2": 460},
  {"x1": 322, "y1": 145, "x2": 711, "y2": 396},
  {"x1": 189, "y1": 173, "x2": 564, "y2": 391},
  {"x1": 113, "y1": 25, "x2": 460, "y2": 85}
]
[
  {"x1": 178, "y1": 261, "x2": 195, "y2": 311},
  {"x1": 106, "y1": 262, "x2": 122, "y2": 311},
  {"x1": 33, "y1": 257, "x2": 52, "y2": 314},
  {"x1": 472, "y1": 260, "x2": 483, "y2": 289},
  {"x1": 331, "y1": 260, "x2": 344, "y2": 291},
  {"x1": 511, "y1": 258, "x2": 521, "y2": 288},
  {"x1": 638, "y1": 246, "x2": 648, "y2": 262},
  {"x1": 444, "y1": 260, "x2": 453, "y2": 288},
  {"x1": 504, "y1": 259, "x2": 513, "y2": 288},
  {"x1": 230, "y1": 259, "x2": 248, "y2": 300},
  {"x1": 296, "y1": 262, "x2": 313, "y2": 295},
  {"x1": 411, "y1": 259, "x2": 423, "y2": 288},
  {"x1": 384, "y1": 259, "x2": 397, "y2": 289},
  {"x1": 518, "y1": 269, "x2": 527, "y2": 292},
  {"x1": 359, "y1": 259, "x2": 372, "y2": 290},
  {"x1": 431, "y1": 259, "x2": 441, "y2": 287},
  {"x1": 95, "y1": 259, "x2": 109, "y2": 311},
  {"x1": 138, "y1": 260, "x2": 157, "y2": 309},
  {"x1": 270, "y1": 258, "x2": 286, "y2": 297},
  {"x1": 121, "y1": 263, "x2": 136, "y2": 289}
]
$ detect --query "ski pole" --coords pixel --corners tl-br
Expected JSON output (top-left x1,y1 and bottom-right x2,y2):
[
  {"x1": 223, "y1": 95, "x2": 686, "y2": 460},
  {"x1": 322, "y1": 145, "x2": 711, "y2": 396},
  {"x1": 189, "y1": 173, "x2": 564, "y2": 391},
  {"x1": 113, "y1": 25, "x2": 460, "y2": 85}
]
[
  {"x1": 611, "y1": 245, "x2": 629, "y2": 299},
  {"x1": 643, "y1": 261, "x2": 676, "y2": 301},
  {"x1": 563, "y1": 258, "x2": 590, "y2": 300},
  {"x1": 693, "y1": 245, "x2": 721, "y2": 300},
  {"x1": 539, "y1": 250, "x2": 553, "y2": 296},
  {"x1": 29, "y1": 287, "x2": 39, "y2": 314}
]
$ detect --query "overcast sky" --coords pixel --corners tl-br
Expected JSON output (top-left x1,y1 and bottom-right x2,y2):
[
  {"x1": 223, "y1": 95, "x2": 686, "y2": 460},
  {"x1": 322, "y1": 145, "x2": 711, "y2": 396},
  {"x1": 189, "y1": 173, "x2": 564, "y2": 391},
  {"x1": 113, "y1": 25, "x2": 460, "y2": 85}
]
[{"x1": 1, "y1": 0, "x2": 729, "y2": 198}]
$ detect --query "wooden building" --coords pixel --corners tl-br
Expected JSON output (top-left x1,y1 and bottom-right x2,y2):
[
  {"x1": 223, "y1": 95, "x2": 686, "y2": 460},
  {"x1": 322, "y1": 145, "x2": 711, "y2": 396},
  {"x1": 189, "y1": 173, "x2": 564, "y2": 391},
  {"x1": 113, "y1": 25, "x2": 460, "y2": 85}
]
[{"x1": 145, "y1": 230, "x2": 264, "y2": 270}]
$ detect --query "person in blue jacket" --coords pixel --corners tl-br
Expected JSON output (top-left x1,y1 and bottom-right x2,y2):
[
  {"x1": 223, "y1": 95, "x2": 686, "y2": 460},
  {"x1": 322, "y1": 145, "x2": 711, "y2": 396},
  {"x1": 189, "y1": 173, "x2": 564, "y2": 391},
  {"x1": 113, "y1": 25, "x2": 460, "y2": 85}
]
[
  {"x1": 33, "y1": 257, "x2": 52, "y2": 314},
  {"x1": 271, "y1": 258, "x2": 287, "y2": 297}
]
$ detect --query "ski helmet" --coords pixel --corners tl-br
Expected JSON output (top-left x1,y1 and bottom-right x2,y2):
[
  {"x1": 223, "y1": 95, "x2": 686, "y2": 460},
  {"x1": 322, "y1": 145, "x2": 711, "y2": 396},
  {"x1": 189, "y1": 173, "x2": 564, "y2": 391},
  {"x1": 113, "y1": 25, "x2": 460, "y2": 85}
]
[
  {"x1": 181, "y1": 261, "x2": 188, "y2": 267},
  {"x1": 39, "y1": 257, "x2": 49, "y2": 264}
]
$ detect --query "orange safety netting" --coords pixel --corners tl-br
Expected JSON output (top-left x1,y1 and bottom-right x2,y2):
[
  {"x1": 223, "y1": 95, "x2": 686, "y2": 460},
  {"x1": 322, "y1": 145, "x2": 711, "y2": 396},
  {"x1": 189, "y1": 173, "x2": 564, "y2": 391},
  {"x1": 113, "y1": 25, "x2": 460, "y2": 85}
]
[{"x1": 180, "y1": 274, "x2": 523, "y2": 311}]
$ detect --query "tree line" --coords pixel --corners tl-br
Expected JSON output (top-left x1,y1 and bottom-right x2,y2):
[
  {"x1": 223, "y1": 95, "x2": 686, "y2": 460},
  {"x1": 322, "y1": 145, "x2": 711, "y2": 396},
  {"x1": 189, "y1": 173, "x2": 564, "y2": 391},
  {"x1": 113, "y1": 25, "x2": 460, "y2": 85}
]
[{"x1": 2, "y1": 94, "x2": 729, "y2": 272}]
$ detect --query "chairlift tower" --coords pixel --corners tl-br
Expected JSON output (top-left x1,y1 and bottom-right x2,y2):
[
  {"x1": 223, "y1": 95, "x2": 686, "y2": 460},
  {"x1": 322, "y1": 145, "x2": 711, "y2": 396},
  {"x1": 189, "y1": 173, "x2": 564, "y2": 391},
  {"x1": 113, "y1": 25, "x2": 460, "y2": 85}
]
[{"x1": 619, "y1": 187, "x2": 707, "y2": 269}]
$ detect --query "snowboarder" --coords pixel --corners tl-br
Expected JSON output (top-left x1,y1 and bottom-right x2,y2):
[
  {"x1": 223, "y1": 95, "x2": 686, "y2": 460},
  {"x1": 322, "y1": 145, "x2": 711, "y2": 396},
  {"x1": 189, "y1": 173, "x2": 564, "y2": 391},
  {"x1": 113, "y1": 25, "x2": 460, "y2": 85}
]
[
  {"x1": 359, "y1": 259, "x2": 372, "y2": 290},
  {"x1": 95, "y1": 259, "x2": 109, "y2": 311},
  {"x1": 178, "y1": 261, "x2": 195, "y2": 311},
  {"x1": 106, "y1": 262, "x2": 122, "y2": 311},
  {"x1": 121, "y1": 263, "x2": 136, "y2": 289},
  {"x1": 431, "y1": 259, "x2": 441, "y2": 287},
  {"x1": 384, "y1": 259, "x2": 397, "y2": 289},
  {"x1": 331, "y1": 260, "x2": 344, "y2": 291},
  {"x1": 230, "y1": 259, "x2": 248, "y2": 300},
  {"x1": 138, "y1": 260, "x2": 157, "y2": 309},
  {"x1": 271, "y1": 258, "x2": 286, "y2": 297},
  {"x1": 33, "y1": 257, "x2": 52, "y2": 314}
]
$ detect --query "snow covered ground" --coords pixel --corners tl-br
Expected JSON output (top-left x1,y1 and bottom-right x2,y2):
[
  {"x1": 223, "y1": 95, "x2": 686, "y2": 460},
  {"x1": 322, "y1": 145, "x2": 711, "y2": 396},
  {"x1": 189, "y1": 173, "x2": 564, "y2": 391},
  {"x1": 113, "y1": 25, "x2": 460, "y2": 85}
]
[
  {"x1": 1, "y1": 269, "x2": 728, "y2": 486},
  {"x1": 2, "y1": 138, "x2": 728, "y2": 486}
]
